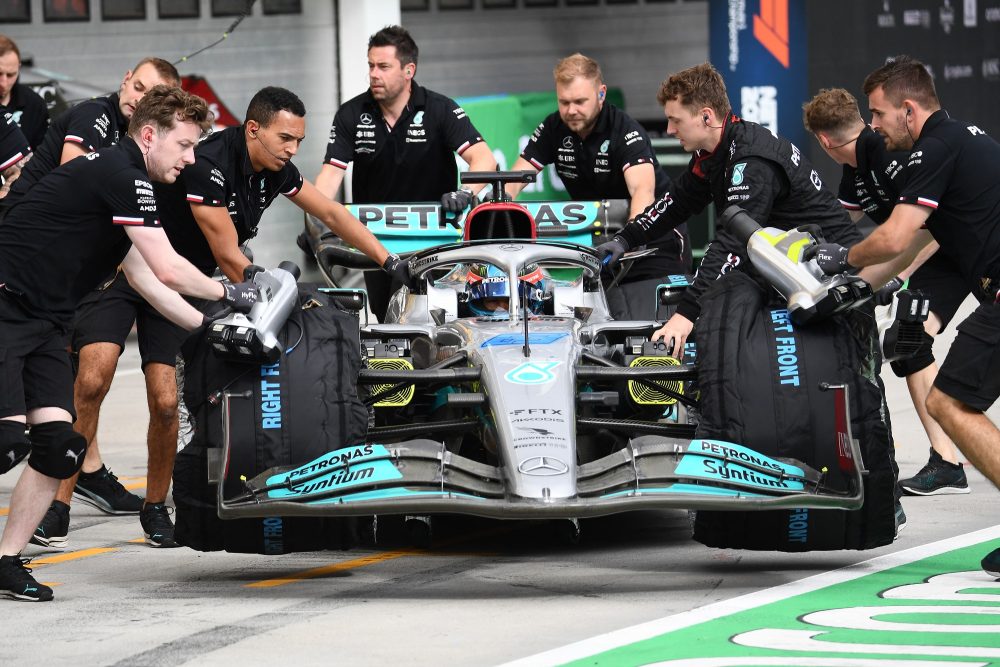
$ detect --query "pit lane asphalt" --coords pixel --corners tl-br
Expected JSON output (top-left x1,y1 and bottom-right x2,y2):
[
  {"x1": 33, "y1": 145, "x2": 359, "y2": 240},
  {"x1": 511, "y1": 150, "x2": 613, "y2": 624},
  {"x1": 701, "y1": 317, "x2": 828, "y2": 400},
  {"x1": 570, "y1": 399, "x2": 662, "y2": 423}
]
[{"x1": 2, "y1": 296, "x2": 998, "y2": 667}]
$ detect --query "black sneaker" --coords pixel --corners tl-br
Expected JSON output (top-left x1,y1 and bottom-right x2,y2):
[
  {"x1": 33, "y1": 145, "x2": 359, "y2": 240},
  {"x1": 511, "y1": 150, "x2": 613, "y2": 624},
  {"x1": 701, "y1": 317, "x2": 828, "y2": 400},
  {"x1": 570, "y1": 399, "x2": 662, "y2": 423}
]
[
  {"x1": 983, "y1": 547, "x2": 1000, "y2": 579},
  {"x1": 0, "y1": 555, "x2": 53, "y2": 602},
  {"x1": 74, "y1": 465, "x2": 144, "y2": 514},
  {"x1": 28, "y1": 500, "x2": 70, "y2": 550},
  {"x1": 894, "y1": 501, "x2": 907, "y2": 537},
  {"x1": 899, "y1": 449, "x2": 970, "y2": 496},
  {"x1": 139, "y1": 502, "x2": 179, "y2": 548}
]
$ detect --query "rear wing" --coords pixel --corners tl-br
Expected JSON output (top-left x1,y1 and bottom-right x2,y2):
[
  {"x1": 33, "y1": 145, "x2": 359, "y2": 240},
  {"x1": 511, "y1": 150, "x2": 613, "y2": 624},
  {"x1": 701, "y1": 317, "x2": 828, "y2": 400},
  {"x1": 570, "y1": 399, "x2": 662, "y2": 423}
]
[{"x1": 304, "y1": 199, "x2": 630, "y2": 269}]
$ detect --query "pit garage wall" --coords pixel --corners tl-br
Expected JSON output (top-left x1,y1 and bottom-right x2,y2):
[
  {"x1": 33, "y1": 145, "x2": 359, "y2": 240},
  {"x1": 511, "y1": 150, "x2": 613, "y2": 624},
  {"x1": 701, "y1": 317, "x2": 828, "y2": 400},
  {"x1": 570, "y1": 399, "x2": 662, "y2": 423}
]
[
  {"x1": 9, "y1": 1, "x2": 340, "y2": 177},
  {"x1": 401, "y1": 1, "x2": 711, "y2": 125}
]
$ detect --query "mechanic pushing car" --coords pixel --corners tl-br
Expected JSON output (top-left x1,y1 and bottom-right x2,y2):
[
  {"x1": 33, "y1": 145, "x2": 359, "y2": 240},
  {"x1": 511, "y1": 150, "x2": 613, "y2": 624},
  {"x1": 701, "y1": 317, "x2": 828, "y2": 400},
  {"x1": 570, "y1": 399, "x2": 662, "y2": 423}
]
[
  {"x1": 314, "y1": 24, "x2": 497, "y2": 322},
  {"x1": 803, "y1": 87, "x2": 972, "y2": 497},
  {"x1": 0, "y1": 86, "x2": 262, "y2": 602},
  {"x1": 31, "y1": 86, "x2": 416, "y2": 552},
  {"x1": 505, "y1": 53, "x2": 691, "y2": 320},
  {"x1": 597, "y1": 63, "x2": 866, "y2": 356},
  {"x1": 15, "y1": 57, "x2": 186, "y2": 551},
  {"x1": 806, "y1": 56, "x2": 1000, "y2": 578}
]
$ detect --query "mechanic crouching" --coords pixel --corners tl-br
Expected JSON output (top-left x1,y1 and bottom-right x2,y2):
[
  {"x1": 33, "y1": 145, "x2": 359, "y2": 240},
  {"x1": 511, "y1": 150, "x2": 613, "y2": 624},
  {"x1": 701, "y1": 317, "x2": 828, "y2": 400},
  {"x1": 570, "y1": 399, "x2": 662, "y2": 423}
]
[{"x1": 0, "y1": 86, "x2": 261, "y2": 602}]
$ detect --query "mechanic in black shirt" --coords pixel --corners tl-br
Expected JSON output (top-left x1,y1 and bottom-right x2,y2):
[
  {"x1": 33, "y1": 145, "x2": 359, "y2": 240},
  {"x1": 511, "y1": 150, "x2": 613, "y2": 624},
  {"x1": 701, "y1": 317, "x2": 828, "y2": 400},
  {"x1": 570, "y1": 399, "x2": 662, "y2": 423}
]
[
  {"x1": 2, "y1": 57, "x2": 178, "y2": 211},
  {"x1": 598, "y1": 63, "x2": 863, "y2": 356},
  {"x1": 35, "y1": 87, "x2": 411, "y2": 550},
  {"x1": 0, "y1": 109, "x2": 30, "y2": 195},
  {"x1": 0, "y1": 87, "x2": 260, "y2": 601},
  {"x1": 315, "y1": 25, "x2": 496, "y2": 321},
  {"x1": 0, "y1": 35, "x2": 49, "y2": 150},
  {"x1": 505, "y1": 53, "x2": 690, "y2": 320},
  {"x1": 808, "y1": 57, "x2": 1000, "y2": 577},
  {"x1": 9, "y1": 58, "x2": 183, "y2": 547},
  {"x1": 804, "y1": 87, "x2": 971, "y2": 496}
]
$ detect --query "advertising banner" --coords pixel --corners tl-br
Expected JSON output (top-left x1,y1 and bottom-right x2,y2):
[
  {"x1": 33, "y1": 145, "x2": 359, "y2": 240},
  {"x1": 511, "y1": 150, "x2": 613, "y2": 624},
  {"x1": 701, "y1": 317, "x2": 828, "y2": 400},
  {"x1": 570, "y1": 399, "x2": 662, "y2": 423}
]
[{"x1": 709, "y1": 0, "x2": 808, "y2": 148}]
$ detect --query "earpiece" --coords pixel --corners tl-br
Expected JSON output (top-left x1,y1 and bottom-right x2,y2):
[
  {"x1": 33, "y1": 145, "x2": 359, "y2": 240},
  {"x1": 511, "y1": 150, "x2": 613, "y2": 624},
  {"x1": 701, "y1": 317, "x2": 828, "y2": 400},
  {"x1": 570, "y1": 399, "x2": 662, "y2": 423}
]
[
  {"x1": 599, "y1": 91, "x2": 605, "y2": 100},
  {"x1": 906, "y1": 107, "x2": 912, "y2": 117},
  {"x1": 703, "y1": 113, "x2": 709, "y2": 124}
]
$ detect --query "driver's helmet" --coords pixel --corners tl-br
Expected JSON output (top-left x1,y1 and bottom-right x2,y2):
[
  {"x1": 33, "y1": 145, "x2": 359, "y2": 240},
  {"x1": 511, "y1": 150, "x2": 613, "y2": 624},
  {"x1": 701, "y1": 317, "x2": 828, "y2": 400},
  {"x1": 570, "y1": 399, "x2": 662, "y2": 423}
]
[{"x1": 466, "y1": 263, "x2": 548, "y2": 316}]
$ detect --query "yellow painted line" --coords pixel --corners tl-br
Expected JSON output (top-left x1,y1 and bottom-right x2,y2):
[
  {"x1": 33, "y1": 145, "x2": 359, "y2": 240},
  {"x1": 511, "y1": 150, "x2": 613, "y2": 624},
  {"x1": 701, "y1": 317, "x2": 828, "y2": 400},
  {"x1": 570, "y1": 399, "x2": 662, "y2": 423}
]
[
  {"x1": 32, "y1": 547, "x2": 118, "y2": 566},
  {"x1": 247, "y1": 549, "x2": 421, "y2": 588},
  {"x1": 128, "y1": 537, "x2": 146, "y2": 543},
  {"x1": 0, "y1": 507, "x2": 7, "y2": 517},
  {"x1": 246, "y1": 525, "x2": 513, "y2": 589},
  {"x1": 123, "y1": 477, "x2": 147, "y2": 491}
]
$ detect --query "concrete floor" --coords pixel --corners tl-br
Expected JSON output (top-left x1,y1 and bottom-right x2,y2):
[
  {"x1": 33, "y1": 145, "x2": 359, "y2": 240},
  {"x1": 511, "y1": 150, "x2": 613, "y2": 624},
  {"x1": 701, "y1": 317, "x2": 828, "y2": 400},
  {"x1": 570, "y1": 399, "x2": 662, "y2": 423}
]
[{"x1": 1, "y1": 285, "x2": 997, "y2": 666}]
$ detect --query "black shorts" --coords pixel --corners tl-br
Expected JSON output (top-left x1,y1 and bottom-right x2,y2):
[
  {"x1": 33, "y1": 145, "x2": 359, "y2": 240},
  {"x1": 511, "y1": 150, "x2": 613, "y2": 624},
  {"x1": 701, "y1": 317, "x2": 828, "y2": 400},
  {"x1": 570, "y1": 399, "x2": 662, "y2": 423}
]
[
  {"x1": 935, "y1": 300, "x2": 1000, "y2": 411},
  {"x1": 0, "y1": 291, "x2": 75, "y2": 419},
  {"x1": 72, "y1": 272, "x2": 188, "y2": 368},
  {"x1": 907, "y1": 251, "x2": 971, "y2": 332}
]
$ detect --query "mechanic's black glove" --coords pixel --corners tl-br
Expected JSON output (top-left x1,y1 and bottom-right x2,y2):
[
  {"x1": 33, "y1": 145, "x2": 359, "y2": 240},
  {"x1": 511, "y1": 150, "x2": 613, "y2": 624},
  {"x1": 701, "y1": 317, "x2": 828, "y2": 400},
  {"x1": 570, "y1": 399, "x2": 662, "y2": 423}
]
[
  {"x1": 186, "y1": 301, "x2": 231, "y2": 340},
  {"x1": 803, "y1": 242, "x2": 853, "y2": 275},
  {"x1": 596, "y1": 235, "x2": 629, "y2": 270},
  {"x1": 874, "y1": 276, "x2": 905, "y2": 307},
  {"x1": 221, "y1": 280, "x2": 261, "y2": 313},
  {"x1": 242, "y1": 264, "x2": 265, "y2": 281},
  {"x1": 383, "y1": 253, "x2": 416, "y2": 288},
  {"x1": 440, "y1": 188, "x2": 475, "y2": 213}
]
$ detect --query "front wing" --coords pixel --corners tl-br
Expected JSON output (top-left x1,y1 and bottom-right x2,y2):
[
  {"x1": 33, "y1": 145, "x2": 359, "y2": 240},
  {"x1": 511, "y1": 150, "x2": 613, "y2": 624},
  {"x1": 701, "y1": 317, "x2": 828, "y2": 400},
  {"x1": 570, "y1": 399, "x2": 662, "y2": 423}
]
[{"x1": 216, "y1": 386, "x2": 865, "y2": 520}]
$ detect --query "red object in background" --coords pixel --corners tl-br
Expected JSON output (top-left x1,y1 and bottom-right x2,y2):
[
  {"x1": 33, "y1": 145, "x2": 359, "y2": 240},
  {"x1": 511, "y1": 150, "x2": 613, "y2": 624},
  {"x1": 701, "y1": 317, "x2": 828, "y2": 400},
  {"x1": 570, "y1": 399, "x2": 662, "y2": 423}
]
[{"x1": 181, "y1": 75, "x2": 241, "y2": 128}]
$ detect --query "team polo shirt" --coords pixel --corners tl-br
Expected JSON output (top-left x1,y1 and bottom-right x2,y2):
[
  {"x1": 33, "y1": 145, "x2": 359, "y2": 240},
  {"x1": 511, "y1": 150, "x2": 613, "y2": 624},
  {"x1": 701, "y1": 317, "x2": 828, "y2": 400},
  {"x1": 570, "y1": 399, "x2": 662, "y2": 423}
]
[
  {"x1": 155, "y1": 125, "x2": 304, "y2": 273},
  {"x1": 3, "y1": 93, "x2": 126, "y2": 209},
  {"x1": 323, "y1": 82, "x2": 484, "y2": 203},
  {"x1": 3, "y1": 82, "x2": 50, "y2": 149},
  {"x1": 837, "y1": 126, "x2": 909, "y2": 225},
  {"x1": 520, "y1": 102, "x2": 687, "y2": 279},
  {"x1": 0, "y1": 138, "x2": 160, "y2": 325},
  {"x1": 896, "y1": 110, "x2": 1000, "y2": 284},
  {"x1": 0, "y1": 111, "x2": 30, "y2": 172},
  {"x1": 520, "y1": 103, "x2": 671, "y2": 199}
]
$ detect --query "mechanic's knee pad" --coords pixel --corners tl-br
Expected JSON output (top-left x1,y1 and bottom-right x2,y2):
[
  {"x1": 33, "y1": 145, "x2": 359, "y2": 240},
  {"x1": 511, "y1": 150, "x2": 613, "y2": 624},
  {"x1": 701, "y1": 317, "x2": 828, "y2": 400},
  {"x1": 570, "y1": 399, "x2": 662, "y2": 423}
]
[
  {"x1": 0, "y1": 420, "x2": 31, "y2": 475},
  {"x1": 27, "y1": 421, "x2": 88, "y2": 479},
  {"x1": 889, "y1": 330, "x2": 935, "y2": 378}
]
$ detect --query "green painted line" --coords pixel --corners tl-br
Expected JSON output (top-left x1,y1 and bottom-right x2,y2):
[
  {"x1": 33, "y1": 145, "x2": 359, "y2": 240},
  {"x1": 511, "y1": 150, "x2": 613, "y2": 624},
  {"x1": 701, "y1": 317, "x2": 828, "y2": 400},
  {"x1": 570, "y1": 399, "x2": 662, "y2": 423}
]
[{"x1": 500, "y1": 525, "x2": 1000, "y2": 667}]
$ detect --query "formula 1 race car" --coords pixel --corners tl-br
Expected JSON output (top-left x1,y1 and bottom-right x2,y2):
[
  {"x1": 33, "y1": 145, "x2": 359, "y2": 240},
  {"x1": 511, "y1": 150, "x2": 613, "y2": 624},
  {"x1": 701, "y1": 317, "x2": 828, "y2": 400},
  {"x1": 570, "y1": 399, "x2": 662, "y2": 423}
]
[{"x1": 214, "y1": 172, "x2": 866, "y2": 527}]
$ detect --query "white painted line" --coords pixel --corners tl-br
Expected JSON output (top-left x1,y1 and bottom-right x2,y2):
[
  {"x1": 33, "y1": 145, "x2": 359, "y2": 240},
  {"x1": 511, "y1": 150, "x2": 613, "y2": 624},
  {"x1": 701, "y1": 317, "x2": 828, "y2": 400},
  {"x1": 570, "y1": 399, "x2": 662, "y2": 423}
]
[{"x1": 497, "y1": 524, "x2": 1000, "y2": 667}]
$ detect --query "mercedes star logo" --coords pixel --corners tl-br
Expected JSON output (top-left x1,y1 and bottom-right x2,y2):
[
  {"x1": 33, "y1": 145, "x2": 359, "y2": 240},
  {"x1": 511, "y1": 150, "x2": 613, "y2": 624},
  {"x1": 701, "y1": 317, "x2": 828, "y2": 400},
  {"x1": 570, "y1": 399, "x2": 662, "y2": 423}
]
[
  {"x1": 562, "y1": 136, "x2": 574, "y2": 149},
  {"x1": 360, "y1": 113, "x2": 373, "y2": 125},
  {"x1": 518, "y1": 456, "x2": 570, "y2": 476},
  {"x1": 499, "y1": 244, "x2": 523, "y2": 252}
]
